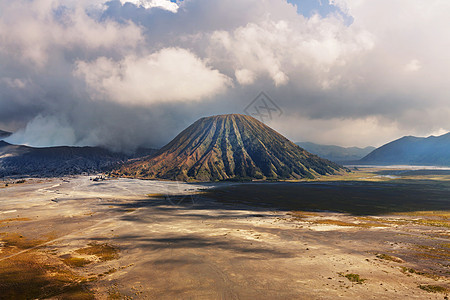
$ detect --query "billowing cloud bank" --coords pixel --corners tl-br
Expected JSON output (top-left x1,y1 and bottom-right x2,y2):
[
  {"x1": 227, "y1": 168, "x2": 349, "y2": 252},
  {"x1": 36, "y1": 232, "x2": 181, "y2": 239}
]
[
  {"x1": 1, "y1": 0, "x2": 449, "y2": 150},
  {"x1": 75, "y1": 48, "x2": 231, "y2": 104}
]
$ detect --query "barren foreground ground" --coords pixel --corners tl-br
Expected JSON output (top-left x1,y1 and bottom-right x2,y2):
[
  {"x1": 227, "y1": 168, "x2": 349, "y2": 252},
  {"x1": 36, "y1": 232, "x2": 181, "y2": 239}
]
[{"x1": 0, "y1": 172, "x2": 449, "y2": 299}]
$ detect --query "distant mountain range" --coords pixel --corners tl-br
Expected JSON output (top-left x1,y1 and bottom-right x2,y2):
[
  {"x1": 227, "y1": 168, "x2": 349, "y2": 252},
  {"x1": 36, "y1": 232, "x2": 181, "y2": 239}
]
[
  {"x1": 4, "y1": 122, "x2": 447, "y2": 178},
  {"x1": 357, "y1": 132, "x2": 450, "y2": 166},
  {"x1": 0, "y1": 141, "x2": 156, "y2": 177},
  {"x1": 0, "y1": 130, "x2": 11, "y2": 139},
  {"x1": 296, "y1": 142, "x2": 375, "y2": 163},
  {"x1": 114, "y1": 114, "x2": 344, "y2": 181}
]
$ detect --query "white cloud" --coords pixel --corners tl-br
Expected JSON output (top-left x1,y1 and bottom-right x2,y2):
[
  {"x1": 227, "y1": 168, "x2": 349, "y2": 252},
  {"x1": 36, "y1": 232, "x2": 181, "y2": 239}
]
[
  {"x1": 405, "y1": 59, "x2": 422, "y2": 72},
  {"x1": 0, "y1": 0, "x2": 142, "y2": 68},
  {"x1": 270, "y1": 115, "x2": 405, "y2": 148},
  {"x1": 235, "y1": 69, "x2": 256, "y2": 85},
  {"x1": 75, "y1": 47, "x2": 232, "y2": 105},
  {"x1": 209, "y1": 16, "x2": 373, "y2": 88},
  {"x1": 6, "y1": 115, "x2": 77, "y2": 147},
  {"x1": 120, "y1": 0, "x2": 179, "y2": 12},
  {"x1": 1, "y1": 78, "x2": 27, "y2": 89},
  {"x1": 210, "y1": 22, "x2": 290, "y2": 87}
]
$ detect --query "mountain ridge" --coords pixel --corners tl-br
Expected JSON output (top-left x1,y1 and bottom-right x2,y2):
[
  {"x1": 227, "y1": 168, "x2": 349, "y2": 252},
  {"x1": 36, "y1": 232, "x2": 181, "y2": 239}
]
[
  {"x1": 357, "y1": 132, "x2": 450, "y2": 166},
  {"x1": 114, "y1": 114, "x2": 345, "y2": 181},
  {"x1": 0, "y1": 141, "x2": 157, "y2": 177},
  {"x1": 295, "y1": 142, "x2": 375, "y2": 163}
]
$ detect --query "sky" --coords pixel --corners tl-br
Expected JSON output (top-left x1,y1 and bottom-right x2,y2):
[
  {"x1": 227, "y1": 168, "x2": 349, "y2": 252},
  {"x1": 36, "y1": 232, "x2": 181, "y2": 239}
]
[{"x1": 1, "y1": 0, "x2": 449, "y2": 151}]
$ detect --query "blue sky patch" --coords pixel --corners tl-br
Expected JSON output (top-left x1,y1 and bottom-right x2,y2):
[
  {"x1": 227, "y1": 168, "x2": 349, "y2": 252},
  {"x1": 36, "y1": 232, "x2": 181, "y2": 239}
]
[{"x1": 287, "y1": 0, "x2": 353, "y2": 24}]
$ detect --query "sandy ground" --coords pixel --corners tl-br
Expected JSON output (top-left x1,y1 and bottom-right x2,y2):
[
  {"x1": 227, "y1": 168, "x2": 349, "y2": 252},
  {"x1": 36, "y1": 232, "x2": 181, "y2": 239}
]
[{"x1": 0, "y1": 176, "x2": 448, "y2": 299}]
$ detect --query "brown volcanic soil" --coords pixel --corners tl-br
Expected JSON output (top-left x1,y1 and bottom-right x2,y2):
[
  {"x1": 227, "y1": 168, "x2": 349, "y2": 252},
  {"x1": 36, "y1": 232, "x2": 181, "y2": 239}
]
[
  {"x1": 0, "y1": 174, "x2": 448, "y2": 299},
  {"x1": 114, "y1": 114, "x2": 344, "y2": 181}
]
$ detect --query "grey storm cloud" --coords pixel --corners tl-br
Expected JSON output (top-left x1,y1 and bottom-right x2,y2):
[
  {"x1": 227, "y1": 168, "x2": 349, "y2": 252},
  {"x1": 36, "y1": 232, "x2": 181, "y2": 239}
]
[{"x1": 1, "y1": 0, "x2": 449, "y2": 150}]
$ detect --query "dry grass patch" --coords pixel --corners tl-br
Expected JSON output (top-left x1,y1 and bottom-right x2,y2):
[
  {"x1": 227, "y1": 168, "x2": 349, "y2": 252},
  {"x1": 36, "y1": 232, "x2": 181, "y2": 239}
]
[
  {"x1": 339, "y1": 273, "x2": 366, "y2": 284},
  {"x1": 288, "y1": 211, "x2": 319, "y2": 220},
  {"x1": 412, "y1": 219, "x2": 450, "y2": 228},
  {"x1": 309, "y1": 219, "x2": 387, "y2": 228},
  {"x1": 103, "y1": 268, "x2": 117, "y2": 275},
  {"x1": 418, "y1": 284, "x2": 449, "y2": 294},
  {"x1": 288, "y1": 212, "x2": 387, "y2": 227},
  {"x1": 376, "y1": 253, "x2": 404, "y2": 263},
  {"x1": 394, "y1": 211, "x2": 450, "y2": 218},
  {"x1": 107, "y1": 284, "x2": 126, "y2": 299},
  {"x1": 440, "y1": 243, "x2": 450, "y2": 249},
  {"x1": 0, "y1": 217, "x2": 31, "y2": 225},
  {"x1": 75, "y1": 242, "x2": 119, "y2": 261},
  {"x1": 357, "y1": 216, "x2": 409, "y2": 226},
  {"x1": 147, "y1": 193, "x2": 165, "y2": 198},
  {"x1": 316, "y1": 170, "x2": 378, "y2": 182},
  {"x1": 400, "y1": 267, "x2": 440, "y2": 280},
  {"x1": 0, "y1": 232, "x2": 44, "y2": 251},
  {"x1": 392, "y1": 211, "x2": 450, "y2": 228},
  {"x1": 411, "y1": 244, "x2": 450, "y2": 260},
  {"x1": 63, "y1": 256, "x2": 92, "y2": 268},
  {"x1": 361, "y1": 212, "x2": 450, "y2": 228},
  {"x1": 0, "y1": 246, "x2": 94, "y2": 299}
]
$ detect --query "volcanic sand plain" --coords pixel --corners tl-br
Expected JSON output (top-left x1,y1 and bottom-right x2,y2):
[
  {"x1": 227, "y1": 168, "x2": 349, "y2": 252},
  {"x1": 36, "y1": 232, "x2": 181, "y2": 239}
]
[{"x1": 0, "y1": 168, "x2": 449, "y2": 299}]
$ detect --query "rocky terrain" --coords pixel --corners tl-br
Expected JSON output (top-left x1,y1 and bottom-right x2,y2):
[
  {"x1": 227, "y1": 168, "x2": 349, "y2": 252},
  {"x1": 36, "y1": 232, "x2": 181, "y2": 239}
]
[{"x1": 0, "y1": 141, "x2": 156, "y2": 177}]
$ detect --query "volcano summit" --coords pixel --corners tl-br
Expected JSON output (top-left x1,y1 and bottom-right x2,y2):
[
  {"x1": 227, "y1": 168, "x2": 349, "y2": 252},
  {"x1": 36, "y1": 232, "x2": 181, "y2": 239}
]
[{"x1": 114, "y1": 114, "x2": 344, "y2": 181}]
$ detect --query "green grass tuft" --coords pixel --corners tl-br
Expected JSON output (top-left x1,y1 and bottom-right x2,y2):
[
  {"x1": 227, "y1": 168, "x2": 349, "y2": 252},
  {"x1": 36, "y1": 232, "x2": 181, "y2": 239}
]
[
  {"x1": 418, "y1": 284, "x2": 449, "y2": 293},
  {"x1": 376, "y1": 253, "x2": 404, "y2": 263},
  {"x1": 339, "y1": 273, "x2": 366, "y2": 284}
]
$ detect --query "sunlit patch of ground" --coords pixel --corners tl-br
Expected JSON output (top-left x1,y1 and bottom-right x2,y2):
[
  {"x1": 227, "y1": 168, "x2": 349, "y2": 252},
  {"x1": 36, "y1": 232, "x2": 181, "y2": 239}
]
[
  {"x1": 316, "y1": 166, "x2": 450, "y2": 182},
  {"x1": 75, "y1": 242, "x2": 120, "y2": 261},
  {"x1": 0, "y1": 236, "x2": 95, "y2": 299},
  {"x1": 0, "y1": 232, "x2": 123, "y2": 299},
  {"x1": 289, "y1": 212, "x2": 389, "y2": 228}
]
